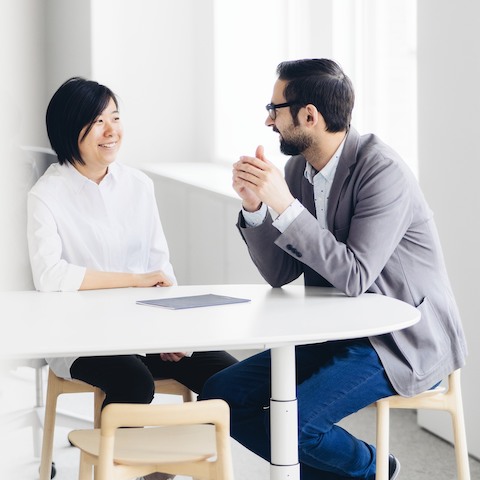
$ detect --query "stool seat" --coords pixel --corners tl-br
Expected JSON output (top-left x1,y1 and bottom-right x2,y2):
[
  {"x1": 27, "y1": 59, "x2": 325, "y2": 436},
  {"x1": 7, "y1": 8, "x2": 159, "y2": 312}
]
[{"x1": 69, "y1": 424, "x2": 216, "y2": 465}]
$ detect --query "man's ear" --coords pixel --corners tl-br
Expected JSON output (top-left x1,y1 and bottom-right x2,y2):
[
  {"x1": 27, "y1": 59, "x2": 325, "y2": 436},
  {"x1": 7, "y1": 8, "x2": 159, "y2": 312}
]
[{"x1": 304, "y1": 104, "x2": 318, "y2": 126}]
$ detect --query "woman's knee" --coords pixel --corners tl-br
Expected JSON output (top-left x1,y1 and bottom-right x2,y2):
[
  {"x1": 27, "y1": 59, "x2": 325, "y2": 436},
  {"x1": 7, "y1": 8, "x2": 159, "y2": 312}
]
[
  {"x1": 115, "y1": 373, "x2": 155, "y2": 404},
  {"x1": 71, "y1": 355, "x2": 155, "y2": 406},
  {"x1": 102, "y1": 359, "x2": 155, "y2": 405}
]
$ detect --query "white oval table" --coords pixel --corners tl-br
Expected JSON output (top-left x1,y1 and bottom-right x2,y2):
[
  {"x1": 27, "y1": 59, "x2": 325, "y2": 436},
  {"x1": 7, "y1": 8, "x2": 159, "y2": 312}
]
[{"x1": 0, "y1": 284, "x2": 420, "y2": 480}]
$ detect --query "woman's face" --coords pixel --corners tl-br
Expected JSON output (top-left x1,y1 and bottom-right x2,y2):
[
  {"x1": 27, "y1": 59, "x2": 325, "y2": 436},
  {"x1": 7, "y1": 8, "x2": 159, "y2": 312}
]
[{"x1": 78, "y1": 97, "x2": 123, "y2": 171}]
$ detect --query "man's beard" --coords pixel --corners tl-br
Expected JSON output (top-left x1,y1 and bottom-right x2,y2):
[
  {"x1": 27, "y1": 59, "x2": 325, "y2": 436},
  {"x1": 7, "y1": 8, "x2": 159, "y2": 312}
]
[{"x1": 278, "y1": 128, "x2": 313, "y2": 156}]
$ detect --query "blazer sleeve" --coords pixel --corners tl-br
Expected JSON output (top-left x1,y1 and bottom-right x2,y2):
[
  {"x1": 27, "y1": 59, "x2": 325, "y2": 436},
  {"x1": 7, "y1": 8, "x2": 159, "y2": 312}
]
[
  {"x1": 238, "y1": 147, "x2": 416, "y2": 296},
  {"x1": 237, "y1": 209, "x2": 305, "y2": 287},
  {"x1": 280, "y1": 152, "x2": 414, "y2": 296}
]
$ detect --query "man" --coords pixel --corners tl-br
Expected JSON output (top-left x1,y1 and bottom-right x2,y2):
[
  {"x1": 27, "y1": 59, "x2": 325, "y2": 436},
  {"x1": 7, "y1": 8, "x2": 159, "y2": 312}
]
[{"x1": 200, "y1": 59, "x2": 467, "y2": 479}]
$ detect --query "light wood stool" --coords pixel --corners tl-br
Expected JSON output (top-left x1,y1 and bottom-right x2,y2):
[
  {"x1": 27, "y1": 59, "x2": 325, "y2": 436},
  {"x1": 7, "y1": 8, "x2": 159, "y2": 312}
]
[
  {"x1": 375, "y1": 369, "x2": 470, "y2": 480},
  {"x1": 68, "y1": 399, "x2": 234, "y2": 480},
  {"x1": 39, "y1": 368, "x2": 192, "y2": 480}
]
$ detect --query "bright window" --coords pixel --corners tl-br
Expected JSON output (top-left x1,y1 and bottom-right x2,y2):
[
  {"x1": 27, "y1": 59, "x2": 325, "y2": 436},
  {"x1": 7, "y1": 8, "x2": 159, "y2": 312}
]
[{"x1": 213, "y1": 0, "x2": 417, "y2": 174}]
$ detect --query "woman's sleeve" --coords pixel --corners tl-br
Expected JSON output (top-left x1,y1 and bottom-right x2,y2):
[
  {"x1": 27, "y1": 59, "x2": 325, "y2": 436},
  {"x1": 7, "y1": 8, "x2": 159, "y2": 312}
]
[{"x1": 27, "y1": 193, "x2": 85, "y2": 292}]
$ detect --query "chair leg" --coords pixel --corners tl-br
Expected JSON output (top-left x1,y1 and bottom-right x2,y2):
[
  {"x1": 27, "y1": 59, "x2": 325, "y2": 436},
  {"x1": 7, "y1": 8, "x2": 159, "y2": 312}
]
[
  {"x1": 376, "y1": 399, "x2": 390, "y2": 480},
  {"x1": 92, "y1": 390, "x2": 105, "y2": 480},
  {"x1": 449, "y1": 389, "x2": 471, "y2": 480},
  {"x1": 78, "y1": 452, "x2": 92, "y2": 480},
  {"x1": 182, "y1": 388, "x2": 194, "y2": 403},
  {"x1": 32, "y1": 364, "x2": 45, "y2": 457},
  {"x1": 93, "y1": 389, "x2": 105, "y2": 428},
  {"x1": 39, "y1": 371, "x2": 61, "y2": 480}
]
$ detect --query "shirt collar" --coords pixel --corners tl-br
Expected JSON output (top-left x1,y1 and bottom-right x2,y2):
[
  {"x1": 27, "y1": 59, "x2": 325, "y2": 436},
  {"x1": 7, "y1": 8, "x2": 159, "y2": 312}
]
[
  {"x1": 304, "y1": 136, "x2": 346, "y2": 184},
  {"x1": 62, "y1": 161, "x2": 118, "y2": 192}
]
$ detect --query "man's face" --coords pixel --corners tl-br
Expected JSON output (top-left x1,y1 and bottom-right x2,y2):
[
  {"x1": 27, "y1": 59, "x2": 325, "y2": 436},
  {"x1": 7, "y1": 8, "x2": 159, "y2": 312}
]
[
  {"x1": 278, "y1": 125, "x2": 313, "y2": 156},
  {"x1": 266, "y1": 79, "x2": 312, "y2": 156}
]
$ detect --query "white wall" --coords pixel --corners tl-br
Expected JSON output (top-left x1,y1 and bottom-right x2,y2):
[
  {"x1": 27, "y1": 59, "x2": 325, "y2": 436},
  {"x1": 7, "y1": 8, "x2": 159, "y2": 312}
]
[
  {"x1": 45, "y1": 0, "x2": 93, "y2": 95},
  {"x1": 0, "y1": 0, "x2": 48, "y2": 291},
  {"x1": 90, "y1": 0, "x2": 215, "y2": 166},
  {"x1": 416, "y1": 0, "x2": 480, "y2": 459}
]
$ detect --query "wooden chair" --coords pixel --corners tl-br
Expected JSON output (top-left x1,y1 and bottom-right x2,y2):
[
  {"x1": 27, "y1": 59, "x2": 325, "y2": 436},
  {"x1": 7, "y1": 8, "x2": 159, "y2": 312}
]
[
  {"x1": 375, "y1": 369, "x2": 470, "y2": 480},
  {"x1": 39, "y1": 368, "x2": 193, "y2": 480},
  {"x1": 68, "y1": 399, "x2": 234, "y2": 480}
]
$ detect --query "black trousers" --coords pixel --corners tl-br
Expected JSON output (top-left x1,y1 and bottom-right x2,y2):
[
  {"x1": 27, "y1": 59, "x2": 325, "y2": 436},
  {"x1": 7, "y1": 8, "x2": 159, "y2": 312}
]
[{"x1": 70, "y1": 351, "x2": 237, "y2": 409}]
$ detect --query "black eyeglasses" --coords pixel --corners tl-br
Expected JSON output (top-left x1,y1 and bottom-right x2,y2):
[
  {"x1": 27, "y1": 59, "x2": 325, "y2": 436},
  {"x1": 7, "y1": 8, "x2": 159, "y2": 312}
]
[{"x1": 265, "y1": 102, "x2": 294, "y2": 120}]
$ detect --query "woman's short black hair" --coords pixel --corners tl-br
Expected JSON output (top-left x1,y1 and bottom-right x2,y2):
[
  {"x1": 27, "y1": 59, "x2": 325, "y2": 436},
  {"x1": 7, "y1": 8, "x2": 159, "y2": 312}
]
[
  {"x1": 45, "y1": 77, "x2": 118, "y2": 166},
  {"x1": 276, "y1": 59, "x2": 354, "y2": 132}
]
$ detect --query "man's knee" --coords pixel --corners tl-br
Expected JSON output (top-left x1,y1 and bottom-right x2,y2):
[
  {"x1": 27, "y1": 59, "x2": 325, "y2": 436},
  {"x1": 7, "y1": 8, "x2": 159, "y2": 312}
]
[
  {"x1": 298, "y1": 428, "x2": 324, "y2": 456},
  {"x1": 198, "y1": 369, "x2": 227, "y2": 401}
]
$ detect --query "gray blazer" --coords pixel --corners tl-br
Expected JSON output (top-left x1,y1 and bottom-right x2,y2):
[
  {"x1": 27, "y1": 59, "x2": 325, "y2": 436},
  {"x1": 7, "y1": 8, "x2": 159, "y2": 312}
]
[{"x1": 237, "y1": 128, "x2": 467, "y2": 396}]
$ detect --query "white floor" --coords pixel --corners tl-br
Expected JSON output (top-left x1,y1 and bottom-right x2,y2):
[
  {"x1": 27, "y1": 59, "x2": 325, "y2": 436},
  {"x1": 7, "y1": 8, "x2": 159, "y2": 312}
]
[{"x1": 1, "y1": 364, "x2": 479, "y2": 480}]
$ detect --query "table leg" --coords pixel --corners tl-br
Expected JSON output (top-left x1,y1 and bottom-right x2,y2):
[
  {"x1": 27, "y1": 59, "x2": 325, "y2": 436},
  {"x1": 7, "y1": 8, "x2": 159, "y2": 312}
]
[{"x1": 270, "y1": 345, "x2": 300, "y2": 480}]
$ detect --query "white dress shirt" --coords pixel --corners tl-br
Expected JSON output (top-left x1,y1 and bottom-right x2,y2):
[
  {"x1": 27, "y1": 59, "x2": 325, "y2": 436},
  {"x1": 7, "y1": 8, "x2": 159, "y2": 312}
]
[{"x1": 27, "y1": 161, "x2": 176, "y2": 377}]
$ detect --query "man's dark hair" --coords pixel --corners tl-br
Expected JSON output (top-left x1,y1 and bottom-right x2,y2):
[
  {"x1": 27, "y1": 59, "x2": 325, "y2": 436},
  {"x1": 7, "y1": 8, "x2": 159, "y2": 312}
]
[
  {"x1": 46, "y1": 77, "x2": 118, "y2": 166},
  {"x1": 276, "y1": 59, "x2": 354, "y2": 132}
]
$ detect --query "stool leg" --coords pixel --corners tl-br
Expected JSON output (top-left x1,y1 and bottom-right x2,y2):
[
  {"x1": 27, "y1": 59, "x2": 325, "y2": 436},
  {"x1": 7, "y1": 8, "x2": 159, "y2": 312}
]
[
  {"x1": 450, "y1": 392, "x2": 471, "y2": 479},
  {"x1": 79, "y1": 451, "x2": 92, "y2": 480},
  {"x1": 376, "y1": 399, "x2": 390, "y2": 480},
  {"x1": 39, "y1": 372, "x2": 61, "y2": 480}
]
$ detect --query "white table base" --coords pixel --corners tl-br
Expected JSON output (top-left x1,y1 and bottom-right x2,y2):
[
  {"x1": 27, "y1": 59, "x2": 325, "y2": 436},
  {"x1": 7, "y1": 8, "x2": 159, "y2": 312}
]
[{"x1": 270, "y1": 345, "x2": 300, "y2": 480}]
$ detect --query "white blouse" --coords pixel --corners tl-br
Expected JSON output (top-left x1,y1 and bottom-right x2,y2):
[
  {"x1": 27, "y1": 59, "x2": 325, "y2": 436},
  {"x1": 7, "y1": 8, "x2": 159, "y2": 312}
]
[{"x1": 27, "y1": 161, "x2": 176, "y2": 377}]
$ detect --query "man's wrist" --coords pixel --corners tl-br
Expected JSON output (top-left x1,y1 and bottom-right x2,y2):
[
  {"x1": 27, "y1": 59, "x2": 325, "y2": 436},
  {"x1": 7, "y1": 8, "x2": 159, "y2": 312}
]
[
  {"x1": 243, "y1": 201, "x2": 262, "y2": 213},
  {"x1": 242, "y1": 203, "x2": 268, "y2": 227},
  {"x1": 274, "y1": 196, "x2": 296, "y2": 216},
  {"x1": 272, "y1": 199, "x2": 304, "y2": 233}
]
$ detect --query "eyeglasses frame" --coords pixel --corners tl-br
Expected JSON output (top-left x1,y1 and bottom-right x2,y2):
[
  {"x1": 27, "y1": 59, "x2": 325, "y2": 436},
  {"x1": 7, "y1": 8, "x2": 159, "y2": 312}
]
[{"x1": 265, "y1": 102, "x2": 296, "y2": 120}]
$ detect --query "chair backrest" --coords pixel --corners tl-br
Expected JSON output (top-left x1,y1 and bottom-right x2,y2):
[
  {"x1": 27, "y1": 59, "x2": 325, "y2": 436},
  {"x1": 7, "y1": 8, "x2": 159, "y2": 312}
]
[
  {"x1": 1, "y1": 146, "x2": 57, "y2": 291},
  {"x1": 21, "y1": 145, "x2": 58, "y2": 187},
  {"x1": 100, "y1": 398, "x2": 229, "y2": 432},
  {"x1": 69, "y1": 399, "x2": 234, "y2": 480}
]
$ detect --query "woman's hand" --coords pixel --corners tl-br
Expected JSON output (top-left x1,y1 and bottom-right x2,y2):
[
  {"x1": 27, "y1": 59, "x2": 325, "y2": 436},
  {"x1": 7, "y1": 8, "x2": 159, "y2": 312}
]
[
  {"x1": 160, "y1": 352, "x2": 187, "y2": 362},
  {"x1": 81, "y1": 269, "x2": 173, "y2": 290},
  {"x1": 133, "y1": 271, "x2": 174, "y2": 287}
]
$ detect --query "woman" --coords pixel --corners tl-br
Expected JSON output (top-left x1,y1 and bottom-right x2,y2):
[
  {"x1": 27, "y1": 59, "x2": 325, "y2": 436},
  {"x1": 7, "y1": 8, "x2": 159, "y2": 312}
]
[{"x1": 27, "y1": 77, "x2": 237, "y2": 450}]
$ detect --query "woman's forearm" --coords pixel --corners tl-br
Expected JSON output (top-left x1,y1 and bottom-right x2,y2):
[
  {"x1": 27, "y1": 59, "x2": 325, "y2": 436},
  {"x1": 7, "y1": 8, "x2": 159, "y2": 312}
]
[{"x1": 79, "y1": 269, "x2": 174, "y2": 290}]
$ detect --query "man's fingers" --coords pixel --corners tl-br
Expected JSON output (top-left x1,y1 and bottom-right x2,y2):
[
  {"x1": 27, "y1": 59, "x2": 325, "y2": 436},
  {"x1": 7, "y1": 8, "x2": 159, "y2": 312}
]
[{"x1": 255, "y1": 144, "x2": 265, "y2": 161}]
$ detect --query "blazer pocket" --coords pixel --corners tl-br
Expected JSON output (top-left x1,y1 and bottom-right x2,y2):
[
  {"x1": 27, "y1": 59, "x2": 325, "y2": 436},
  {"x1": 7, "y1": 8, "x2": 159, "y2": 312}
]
[{"x1": 392, "y1": 296, "x2": 450, "y2": 377}]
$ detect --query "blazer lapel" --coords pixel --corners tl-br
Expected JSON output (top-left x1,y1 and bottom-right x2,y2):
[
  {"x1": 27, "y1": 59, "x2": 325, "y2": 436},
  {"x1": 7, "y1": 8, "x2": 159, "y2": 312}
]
[{"x1": 326, "y1": 128, "x2": 360, "y2": 231}]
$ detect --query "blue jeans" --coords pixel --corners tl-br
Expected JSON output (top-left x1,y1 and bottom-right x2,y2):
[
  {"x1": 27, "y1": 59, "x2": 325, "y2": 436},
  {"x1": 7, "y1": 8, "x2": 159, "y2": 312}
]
[{"x1": 200, "y1": 338, "x2": 397, "y2": 480}]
